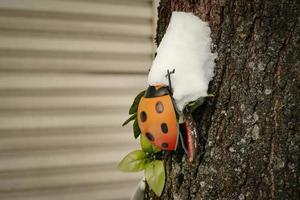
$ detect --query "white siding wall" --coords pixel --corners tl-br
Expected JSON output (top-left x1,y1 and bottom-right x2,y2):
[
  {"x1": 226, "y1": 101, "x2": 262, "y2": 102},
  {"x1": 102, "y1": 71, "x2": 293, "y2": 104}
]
[{"x1": 0, "y1": 0, "x2": 154, "y2": 199}]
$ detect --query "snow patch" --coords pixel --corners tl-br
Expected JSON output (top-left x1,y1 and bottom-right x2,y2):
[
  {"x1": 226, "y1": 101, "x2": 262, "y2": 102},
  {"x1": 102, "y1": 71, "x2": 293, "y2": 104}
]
[{"x1": 148, "y1": 12, "x2": 217, "y2": 111}]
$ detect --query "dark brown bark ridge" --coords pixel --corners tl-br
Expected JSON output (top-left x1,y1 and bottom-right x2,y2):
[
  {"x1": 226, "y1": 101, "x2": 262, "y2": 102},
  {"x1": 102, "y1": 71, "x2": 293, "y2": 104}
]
[{"x1": 146, "y1": 0, "x2": 299, "y2": 199}]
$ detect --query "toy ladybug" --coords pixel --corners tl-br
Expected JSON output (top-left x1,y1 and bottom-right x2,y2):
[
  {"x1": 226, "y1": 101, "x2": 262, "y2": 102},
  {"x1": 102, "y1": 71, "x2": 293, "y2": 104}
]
[{"x1": 137, "y1": 70, "x2": 199, "y2": 162}]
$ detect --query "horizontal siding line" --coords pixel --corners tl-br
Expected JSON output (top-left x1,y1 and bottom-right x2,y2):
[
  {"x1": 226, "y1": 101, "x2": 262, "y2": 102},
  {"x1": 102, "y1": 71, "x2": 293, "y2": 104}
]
[
  {"x1": 0, "y1": 36, "x2": 153, "y2": 55},
  {"x1": 0, "y1": 106, "x2": 128, "y2": 114},
  {"x1": 0, "y1": 143, "x2": 135, "y2": 157},
  {"x1": 0, "y1": 9, "x2": 151, "y2": 24},
  {"x1": 0, "y1": 49, "x2": 153, "y2": 60},
  {"x1": 0, "y1": 47, "x2": 152, "y2": 59},
  {"x1": 0, "y1": 146, "x2": 137, "y2": 171},
  {"x1": 0, "y1": 162, "x2": 119, "y2": 177},
  {"x1": 0, "y1": 125, "x2": 132, "y2": 137},
  {"x1": 0, "y1": 138, "x2": 135, "y2": 152},
  {"x1": 0, "y1": 16, "x2": 152, "y2": 37},
  {"x1": 0, "y1": 189, "x2": 134, "y2": 200},
  {"x1": 0, "y1": 178, "x2": 140, "y2": 192},
  {"x1": 0, "y1": 88, "x2": 143, "y2": 97},
  {"x1": 0, "y1": 138, "x2": 135, "y2": 153},
  {"x1": 0, "y1": 140, "x2": 135, "y2": 152},
  {"x1": 0, "y1": 85, "x2": 144, "y2": 91},
  {"x1": 0, "y1": 95, "x2": 134, "y2": 109},
  {"x1": 0, "y1": 86, "x2": 144, "y2": 92},
  {"x1": 0, "y1": 179, "x2": 139, "y2": 198},
  {"x1": 0, "y1": 71, "x2": 148, "y2": 78},
  {"x1": 64, "y1": 0, "x2": 152, "y2": 7},
  {"x1": 0, "y1": 73, "x2": 147, "y2": 89},
  {"x1": 0, "y1": 113, "x2": 131, "y2": 130},
  {"x1": 0, "y1": 179, "x2": 139, "y2": 194},
  {"x1": 0, "y1": 106, "x2": 130, "y2": 114},
  {"x1": 0, "y1": 28, "x2": 152, "y2": 42},
  {"x1": 0, "y1": 55, "x2": 152, "y2": 63},
  {"x1": 0, "y1": 167, "x2": 140, "y2": 190},
  {"x1": 0, "y1": 171, "x2": 139, "y2": 193},
  {"x1": 0, "y1": 69, "x2": 148, "y2": 75},
  {"x1": 0, "y1": 54, "x2": 150, "y2": 74},
  {"x1": 0, "y1": 65, "x2": 149, "y2": 74},
  {"x1": 0, "y1": 0, "x2": 152, "y2": 19},
  {"x1": 0, "y1": 140, "x2": 135, "y2": 155},
  {"x1": 0, "y1": 129, "x2": 133, "y2": 141}
]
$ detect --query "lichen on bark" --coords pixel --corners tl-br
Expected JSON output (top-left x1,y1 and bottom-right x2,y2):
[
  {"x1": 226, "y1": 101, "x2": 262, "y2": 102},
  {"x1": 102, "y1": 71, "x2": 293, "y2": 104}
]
[{"x1": 145, "y1": 0, "x2": 299, "y2": 199}]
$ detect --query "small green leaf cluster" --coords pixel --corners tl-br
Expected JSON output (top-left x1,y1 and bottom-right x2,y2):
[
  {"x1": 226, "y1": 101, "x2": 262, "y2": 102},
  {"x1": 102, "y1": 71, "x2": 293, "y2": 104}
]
[
  {"x1": 119, "y1": 90, "x2": 165, "y2": 196},
  {"x1": 118, "y1": 135, "x2": 165, "y2": 196},
  {"x1": 122, "y1": 90, "x2": 145, "y2": 138}
]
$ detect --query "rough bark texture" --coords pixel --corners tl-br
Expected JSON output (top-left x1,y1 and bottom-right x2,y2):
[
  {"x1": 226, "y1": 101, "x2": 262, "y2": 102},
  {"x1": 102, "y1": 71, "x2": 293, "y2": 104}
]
[{"x1": 145, "y1": 0, "x2": 299, "y2": 199}]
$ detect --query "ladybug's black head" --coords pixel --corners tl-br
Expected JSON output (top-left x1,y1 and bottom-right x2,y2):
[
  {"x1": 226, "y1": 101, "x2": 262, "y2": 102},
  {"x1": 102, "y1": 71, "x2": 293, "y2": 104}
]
[{"x1": 144, "y1": 85, "x2": 171, "y2": 98}]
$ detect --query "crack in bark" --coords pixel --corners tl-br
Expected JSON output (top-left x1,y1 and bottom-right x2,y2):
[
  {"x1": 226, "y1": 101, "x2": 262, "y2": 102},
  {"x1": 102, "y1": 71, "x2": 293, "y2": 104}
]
[
  {"x1": 274, "y1": 21, "x2": 297, "y2": 89},
  {"x1": 204, "y1": 0, "x2": 212, "y2": 21},
  {"x1": 268, "y1": 97, "x2": 282, "y2": 199},
  {"x1": 214, "y1": 5, "x2": 225, "y2": 47},
  {"x1": 265, "y1": 20, "x2": 298, "y2": 200},
  {"x1": 267, "y1": 125, "x2": 276, "y2": 199}
]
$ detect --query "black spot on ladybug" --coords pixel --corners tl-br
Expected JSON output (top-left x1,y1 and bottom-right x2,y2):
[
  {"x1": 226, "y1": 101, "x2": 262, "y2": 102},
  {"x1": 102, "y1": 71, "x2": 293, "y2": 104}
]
[
  {"x1": 140, "y1": 111, "x2": 147, "y2": 122},
  {"x1": 146, "y1": 132, "x2": 154, "y2": 141},
  {"x1": 155, "y1": 101, "x2": 164, "y2": 113},
  {"x1": 162, "y1": 143, "x2": 169, "y2": 149},
  {"x1": 161, "y1": 123, "x2": 168, "y2": 134}
]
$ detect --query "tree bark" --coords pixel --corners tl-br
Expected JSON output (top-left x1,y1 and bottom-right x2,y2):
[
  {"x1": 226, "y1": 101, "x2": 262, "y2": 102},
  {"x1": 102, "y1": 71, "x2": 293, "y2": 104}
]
[{"x1": 145, "y1": 0, "x2": 299, "y2": 199}]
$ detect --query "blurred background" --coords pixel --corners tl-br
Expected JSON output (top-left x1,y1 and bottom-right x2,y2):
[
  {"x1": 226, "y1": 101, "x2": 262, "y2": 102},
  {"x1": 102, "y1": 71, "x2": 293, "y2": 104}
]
[{"x1": 0, "y1": 0, "x2": 158, "y2": 199}]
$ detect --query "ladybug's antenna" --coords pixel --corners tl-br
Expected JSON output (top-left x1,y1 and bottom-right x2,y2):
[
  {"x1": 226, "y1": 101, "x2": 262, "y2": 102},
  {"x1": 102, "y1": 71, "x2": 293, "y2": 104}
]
[
  {"x1": 167, "y1": 69, "x2": 180, "y2": 114},
  {"x1": 166, "y1": 69, "x2": 175, "y2": 94}
]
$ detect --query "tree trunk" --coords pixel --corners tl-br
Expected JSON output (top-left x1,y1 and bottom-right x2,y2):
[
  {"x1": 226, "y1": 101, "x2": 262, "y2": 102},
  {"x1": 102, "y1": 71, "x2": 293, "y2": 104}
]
[{"x1": 145, "y1": 0, "x2": 299, "y2": 199}]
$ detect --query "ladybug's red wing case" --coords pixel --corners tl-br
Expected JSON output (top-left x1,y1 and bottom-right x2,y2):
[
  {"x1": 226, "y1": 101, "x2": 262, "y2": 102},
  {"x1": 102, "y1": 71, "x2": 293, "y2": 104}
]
[
  {"x1": 182, "y1": 107, "x2": 199, "y2": 162},
  {"x1": 137, "y1": 90, "x2": 179, "y2": 151}
]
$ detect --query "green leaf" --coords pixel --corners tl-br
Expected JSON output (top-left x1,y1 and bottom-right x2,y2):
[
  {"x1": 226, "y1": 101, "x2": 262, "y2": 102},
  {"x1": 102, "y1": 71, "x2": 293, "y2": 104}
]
[
  {"x1": 178, "y1": 113, "x2": 184, "y2": 124},
  {"x1": 186, "y1": 97, "x2": 206, "y2": 112},
  {"x1": 122, "y1": 113, "x2": 136, "y2": 127},
  {"x1": 140, "y1": 134, "x2": 161, "y2": 153},
  {"x1": 129, "y1": 90, "x2": 145, "y2": 115},
  {"x1": 118, "y1": 150, "x2": 146, "y2": 172},
  {"x1": 133, "y1": 118, "x2": 141, "y2": 139},
  {"x1": 145, "y1": 160, "x2": 165, "y2": 196}
]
